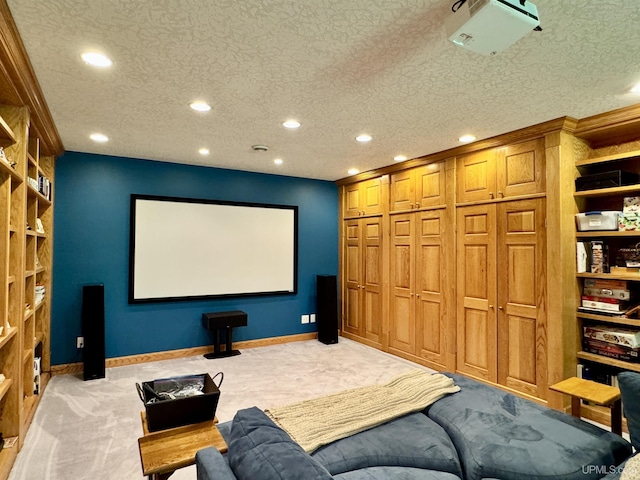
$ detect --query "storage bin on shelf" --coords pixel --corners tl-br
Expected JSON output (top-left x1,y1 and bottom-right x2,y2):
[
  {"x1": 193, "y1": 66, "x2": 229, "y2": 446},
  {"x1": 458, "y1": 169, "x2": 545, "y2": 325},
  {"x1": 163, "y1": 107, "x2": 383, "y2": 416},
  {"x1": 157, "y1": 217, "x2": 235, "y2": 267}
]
[{"x1": 575, "y1": 211, "x2": 622, "y2": 231}]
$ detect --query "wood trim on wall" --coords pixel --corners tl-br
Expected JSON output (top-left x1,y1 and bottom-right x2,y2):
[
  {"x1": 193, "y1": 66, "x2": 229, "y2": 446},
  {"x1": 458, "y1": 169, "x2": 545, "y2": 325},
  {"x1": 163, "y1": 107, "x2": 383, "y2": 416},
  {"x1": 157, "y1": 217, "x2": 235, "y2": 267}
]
[
  {"x1": 51, "y1": 332, "x2": 318, "y2": 376},
  {"x1": 0, "y1": 0, "x2": 63, "y2": 156},
  {"x1": 335, "y1": 117, "x2": 577, "y2": 186}
]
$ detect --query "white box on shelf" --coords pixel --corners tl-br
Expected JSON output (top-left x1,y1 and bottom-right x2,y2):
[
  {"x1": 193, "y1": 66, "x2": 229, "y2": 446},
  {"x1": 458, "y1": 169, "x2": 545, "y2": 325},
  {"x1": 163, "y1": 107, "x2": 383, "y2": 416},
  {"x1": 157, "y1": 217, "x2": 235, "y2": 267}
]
[{"x1": 576, "y1": 211, "x2": 621, "y2": 231}]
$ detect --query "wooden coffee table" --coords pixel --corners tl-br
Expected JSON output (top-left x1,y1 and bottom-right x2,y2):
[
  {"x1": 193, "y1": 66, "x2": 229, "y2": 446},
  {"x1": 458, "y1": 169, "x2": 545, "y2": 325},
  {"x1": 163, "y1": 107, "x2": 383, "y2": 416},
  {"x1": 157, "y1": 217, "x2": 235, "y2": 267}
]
[{"x1": 138, "y1": 412, "x2": 228, "y2": 480}]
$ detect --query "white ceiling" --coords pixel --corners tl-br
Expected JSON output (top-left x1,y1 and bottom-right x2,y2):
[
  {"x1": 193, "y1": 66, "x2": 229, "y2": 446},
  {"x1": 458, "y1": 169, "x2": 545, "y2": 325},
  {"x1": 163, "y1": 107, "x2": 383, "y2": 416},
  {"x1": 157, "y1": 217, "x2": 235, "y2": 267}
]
[{"x1": 6, "y1": 0, "x2": 640, "y2": 181}]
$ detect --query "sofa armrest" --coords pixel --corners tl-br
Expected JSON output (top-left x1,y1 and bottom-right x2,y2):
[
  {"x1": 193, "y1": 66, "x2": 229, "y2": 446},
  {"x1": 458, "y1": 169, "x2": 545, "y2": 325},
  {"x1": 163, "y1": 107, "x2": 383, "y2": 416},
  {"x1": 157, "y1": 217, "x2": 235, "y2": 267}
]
[{"x1": 196, "y1": 447, "x2": 237, "y2": 480}]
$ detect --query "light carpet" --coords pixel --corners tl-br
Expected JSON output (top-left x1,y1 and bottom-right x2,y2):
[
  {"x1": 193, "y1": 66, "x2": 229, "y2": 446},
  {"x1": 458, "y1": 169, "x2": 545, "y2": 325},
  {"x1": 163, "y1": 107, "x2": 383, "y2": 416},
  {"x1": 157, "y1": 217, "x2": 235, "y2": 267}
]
[
  {"x1": 265, "y1": 370, "x2": 459, "y2": 453},
  {"x1": 9, "y1": 338, "x2": 434, "y2": 480}
]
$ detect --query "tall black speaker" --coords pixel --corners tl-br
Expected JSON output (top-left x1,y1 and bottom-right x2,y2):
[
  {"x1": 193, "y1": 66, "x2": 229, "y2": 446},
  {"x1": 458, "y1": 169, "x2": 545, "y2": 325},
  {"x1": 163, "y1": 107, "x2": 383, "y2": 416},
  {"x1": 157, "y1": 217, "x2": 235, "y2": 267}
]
[
  {"x1": 316, "y1": 275, "x2": 338, "y2": 345},
  {"x1": 82, "y1": 284, "x2": 105, "y2": 380}
]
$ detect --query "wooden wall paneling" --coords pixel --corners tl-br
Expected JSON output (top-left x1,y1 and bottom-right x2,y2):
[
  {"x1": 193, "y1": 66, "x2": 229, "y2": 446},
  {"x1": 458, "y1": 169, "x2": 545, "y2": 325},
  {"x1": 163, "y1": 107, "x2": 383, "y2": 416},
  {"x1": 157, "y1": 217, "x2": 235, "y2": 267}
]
[
  {"x1": 496, "y1": 198, "x2": 547, "y2": 399},
  {"x1": 544, "y1": 130, "x2": 580, "y2": 410},
  {"x1": 456, "y1": 203, "x2": 497, "y2": 381}
]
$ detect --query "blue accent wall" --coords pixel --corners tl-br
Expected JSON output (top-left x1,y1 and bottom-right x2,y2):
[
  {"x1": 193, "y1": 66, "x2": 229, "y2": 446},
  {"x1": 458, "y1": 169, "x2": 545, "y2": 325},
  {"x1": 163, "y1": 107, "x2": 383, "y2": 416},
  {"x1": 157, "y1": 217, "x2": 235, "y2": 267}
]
[{"x1": 51, "y1": 152, "x2": 338, "y2": 365}]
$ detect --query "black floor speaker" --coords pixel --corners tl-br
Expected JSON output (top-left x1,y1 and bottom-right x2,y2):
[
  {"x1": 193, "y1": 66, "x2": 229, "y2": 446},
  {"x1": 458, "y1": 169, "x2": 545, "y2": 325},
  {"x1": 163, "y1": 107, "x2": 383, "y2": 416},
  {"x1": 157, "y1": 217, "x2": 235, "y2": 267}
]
[
  {"x1": 82, "y1": 284, "x2": 105, "y2": 380},
  {"x1": 316, "y1": 275, "x2": 338, "y2": 345}
]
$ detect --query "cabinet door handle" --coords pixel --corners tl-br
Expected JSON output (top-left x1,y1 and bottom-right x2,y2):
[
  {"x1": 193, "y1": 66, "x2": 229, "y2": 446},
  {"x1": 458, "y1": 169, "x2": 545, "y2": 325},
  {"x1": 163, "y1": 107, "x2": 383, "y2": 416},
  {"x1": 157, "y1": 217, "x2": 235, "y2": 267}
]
[
  {"x1": 416, "y1": 293, "x2": 420, "y2": 298},
  {"x1": 489, "y1": 304, "x2": 494, "y2": 309},
  {"x1": 498, "y1": 191, "x2": 503, "y2": 197},
  {"x1": 489, "y1": 192, "x2": 494, "y2": 198},
  {"x1": 498, "y1": 306, "x2": 504, "y2": 310},
  {"x1": 410, "y1": 292, "x2": 414, "y2": 296},
  {"x1": 360, "y1": 285, "x2": 365, "y2": 289}
]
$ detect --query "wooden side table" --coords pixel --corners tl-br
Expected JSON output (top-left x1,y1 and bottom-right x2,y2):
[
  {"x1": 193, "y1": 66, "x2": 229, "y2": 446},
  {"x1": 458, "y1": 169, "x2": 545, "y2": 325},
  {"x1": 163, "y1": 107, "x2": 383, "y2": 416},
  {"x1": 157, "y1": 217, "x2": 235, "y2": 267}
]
[
  {"x1": 549, "y1": 377, "x2": 622, "y2": 435},
  {"x1": 138, "y1": 412, "x2": 227, "y2": 480}
]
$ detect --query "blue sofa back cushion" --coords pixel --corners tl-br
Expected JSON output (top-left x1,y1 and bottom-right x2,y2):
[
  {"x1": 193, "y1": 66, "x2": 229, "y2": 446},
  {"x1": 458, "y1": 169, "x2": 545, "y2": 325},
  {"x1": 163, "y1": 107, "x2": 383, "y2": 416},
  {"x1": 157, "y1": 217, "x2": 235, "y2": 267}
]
[
  {"x1": 228, "y1": 407, "x2": 333, "y2": 480},
  {"x1": 334, "y1": 466, "x2": 462, "y2": 480},
  {"x1": 426, "y1": 374, "x2": 631, "y2": 480},
  {"x1": 312, "y1": 412, "x2": 462, "y2": 478},
  {"x1": 617, "y1": 371, "x2": 640, "y2": 451}
]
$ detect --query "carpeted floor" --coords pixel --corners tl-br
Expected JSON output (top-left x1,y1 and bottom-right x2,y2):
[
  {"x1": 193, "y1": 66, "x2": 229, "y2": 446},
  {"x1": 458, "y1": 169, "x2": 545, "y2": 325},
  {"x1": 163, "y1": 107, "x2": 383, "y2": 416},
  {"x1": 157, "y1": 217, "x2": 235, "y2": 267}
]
[{"x1": 9, "y1": 338, "x2": 433, "y2": 480}]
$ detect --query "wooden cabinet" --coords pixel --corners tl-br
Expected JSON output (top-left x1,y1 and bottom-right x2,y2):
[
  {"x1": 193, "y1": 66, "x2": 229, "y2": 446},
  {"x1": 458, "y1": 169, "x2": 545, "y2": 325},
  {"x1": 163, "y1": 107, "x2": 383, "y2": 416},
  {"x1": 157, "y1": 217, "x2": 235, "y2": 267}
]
[
  {"x1": 344, "y1": 177, "x2": 383, "y2": 217},
  {"x1": 457, "y1": 139, "x2": 545, "y2": 203},
  {"x1": 342, "y1": 216, "x2": 383, "y2": 347},
  {"x1": 388, "y1": 209, "x2": 451, "y2": 370},
  {"x1": 456, "y1": 199, "x2": 547, "y2": 398},
  {"x1": 390, "y1": 162, "x2": 446, "y2": 212},
  {"x1": 0, "y1": 104, "x2": 53, "y2": 474}
]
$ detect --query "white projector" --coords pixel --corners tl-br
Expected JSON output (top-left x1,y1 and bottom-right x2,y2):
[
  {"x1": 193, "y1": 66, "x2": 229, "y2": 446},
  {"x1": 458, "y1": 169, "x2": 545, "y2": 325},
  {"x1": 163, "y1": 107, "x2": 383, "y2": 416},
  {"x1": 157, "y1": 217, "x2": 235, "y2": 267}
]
[{"x1": 445, "y1": 0, "x2": 540, "y2": 55}]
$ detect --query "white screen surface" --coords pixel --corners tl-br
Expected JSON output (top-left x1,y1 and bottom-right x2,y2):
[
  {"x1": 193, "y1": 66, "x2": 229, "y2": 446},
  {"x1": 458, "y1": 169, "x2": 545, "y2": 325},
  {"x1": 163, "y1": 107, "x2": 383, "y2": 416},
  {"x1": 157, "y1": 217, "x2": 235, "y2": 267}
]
[{"x1": 130, "y1": 196, "x2": 297, "y2": 302}]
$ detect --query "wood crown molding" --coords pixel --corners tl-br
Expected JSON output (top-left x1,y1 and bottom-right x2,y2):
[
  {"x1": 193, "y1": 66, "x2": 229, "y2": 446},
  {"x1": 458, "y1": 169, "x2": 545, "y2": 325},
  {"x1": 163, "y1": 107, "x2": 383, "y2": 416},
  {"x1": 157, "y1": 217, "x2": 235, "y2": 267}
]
[
  {"x1": 575, "y1": 103, "x2": 640, "y2": 148},
  {"x1": 335, "y1": 116, "x2": 577, "y2": 186},
  {"x1": 0, "y1": 0, "x2": 64, "y2": 156}
]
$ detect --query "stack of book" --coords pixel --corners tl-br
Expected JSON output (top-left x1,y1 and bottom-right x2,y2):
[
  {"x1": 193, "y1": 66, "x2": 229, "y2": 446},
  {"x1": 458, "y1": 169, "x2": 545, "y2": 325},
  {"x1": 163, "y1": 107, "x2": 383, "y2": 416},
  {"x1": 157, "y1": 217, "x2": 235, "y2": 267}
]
[
  {"x1": 580, "y1": 278, "x2": 636, "y2": 315},
  {"x1": 582, "y1": 323, "x2": 640, "y2": 363}
]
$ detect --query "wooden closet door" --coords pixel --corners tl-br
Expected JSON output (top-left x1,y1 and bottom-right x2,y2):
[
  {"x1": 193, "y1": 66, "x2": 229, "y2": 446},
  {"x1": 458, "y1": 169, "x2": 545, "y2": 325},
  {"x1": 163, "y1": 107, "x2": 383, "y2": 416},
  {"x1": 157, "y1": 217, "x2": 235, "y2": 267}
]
[
  {"x1": 497, "y1": 199, "x2": 547, "y2": 398},
  {"x1": 343, "y1": 219, "x2": 363, "y2": 336},
  {"x1": 390, "y1": 170, "x2": 414, "y2": 212},
  {"x1": 343, "y1": 184, "x2": 361, "y2": 218},
  {"x1": 389, "y1": 213, "x2": 415, "y2": 354},
  {"x1": 456, "y1": 204, "x2": 497, "y2": 381},
  {"x1": 415, "y1": 162, "x2": 446, "y2": 208},
  {"x1": 415, "y1": 209, "x2": 448, "y2": 368},
  {"x1": 456, "y1": 150, "x2": 497, "y2": 204},
  {"x1": 361, "y1": 178, "x2": 383, "y2": 216},
  {"x1": 496, "y1": 138, "x2": 545, "y2": 198},
  {"x1": 362, "y1": 216, "x2": 383, "y2": 345}
]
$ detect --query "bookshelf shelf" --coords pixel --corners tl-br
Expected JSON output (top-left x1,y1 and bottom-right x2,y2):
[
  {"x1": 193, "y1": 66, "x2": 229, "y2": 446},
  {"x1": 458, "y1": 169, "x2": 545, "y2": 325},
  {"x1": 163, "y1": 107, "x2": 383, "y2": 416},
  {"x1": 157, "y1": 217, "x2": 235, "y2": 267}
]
[
  {"x1": 575, "y1": 149, "x2": 640, "y2": 167},
  {"x1": 576, "y1": 272, "x2": 640, "y2": 281},
  {"x1": 577, "y1": 351, "x2": 640, "y2": 373},
  {"x1": 576, "y1": 231, "x2": 640, "y2": 238},
  {"x1": 0, "y1": 115, "x2": 15, "y2": 146},
  {"x1": 574, "y1": 184, "x2": 640, "y2": 198},
  {"x1": 577, "y1": 311, "x2": 640, "y2": 327}
]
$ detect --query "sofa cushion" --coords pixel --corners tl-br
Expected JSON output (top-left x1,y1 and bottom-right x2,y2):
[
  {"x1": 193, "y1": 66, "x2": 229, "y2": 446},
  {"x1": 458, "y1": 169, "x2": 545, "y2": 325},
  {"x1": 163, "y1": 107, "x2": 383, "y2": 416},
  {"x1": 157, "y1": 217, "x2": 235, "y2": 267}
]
[
  {"x1": 311, "y1": 412, "x2": 462, "y2": 478},
  {"x1": 426, "y1": 374, "x2": 631, "y2": 480},
  {"x1": 228, "y1": 407, "x2": 333, "y2": 480},
  {"x1": 334, "y1": 466, "x2": 461, "y2": 480},
  {"x1": 617, "y1": 371, "x2": 640, "y2": 450}
]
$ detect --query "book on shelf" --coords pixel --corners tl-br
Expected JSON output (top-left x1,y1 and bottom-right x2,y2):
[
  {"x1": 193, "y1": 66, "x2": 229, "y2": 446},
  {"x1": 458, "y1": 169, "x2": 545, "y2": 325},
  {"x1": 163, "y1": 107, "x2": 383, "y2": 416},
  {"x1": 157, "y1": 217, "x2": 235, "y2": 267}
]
[
  {"x1": 584, "y1": 278, "x2": 629, "y2": 290},
  {"x1": 576, "y1": 241, "x2": 610, "y2": 274},
  {"x1": 583, "y1": 287, "x2": 631, "y2": 300},
  {"x1": 584, "y1": 324, "x2": 640, "y2": 349},
  {"x1": 582, "y1": 337, "x2": 640, "y2": 363},
  {"x1": 581, "y1": 296, "x2": 627, "y2": 312}
]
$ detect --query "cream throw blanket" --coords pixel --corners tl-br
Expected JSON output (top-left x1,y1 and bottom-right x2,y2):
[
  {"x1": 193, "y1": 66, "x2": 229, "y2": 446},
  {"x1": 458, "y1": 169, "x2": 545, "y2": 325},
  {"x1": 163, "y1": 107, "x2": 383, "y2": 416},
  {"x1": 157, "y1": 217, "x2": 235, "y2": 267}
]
[{"x1": 264, "y1": 370, "x2": 460, "y2": 453}]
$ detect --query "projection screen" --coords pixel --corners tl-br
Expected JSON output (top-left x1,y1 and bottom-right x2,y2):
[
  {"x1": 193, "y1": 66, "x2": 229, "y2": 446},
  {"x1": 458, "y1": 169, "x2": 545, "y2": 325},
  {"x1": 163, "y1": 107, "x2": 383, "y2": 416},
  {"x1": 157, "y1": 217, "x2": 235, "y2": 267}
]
[{"x1": 129, "y1": 194, "x2": 298, "y2": 303}]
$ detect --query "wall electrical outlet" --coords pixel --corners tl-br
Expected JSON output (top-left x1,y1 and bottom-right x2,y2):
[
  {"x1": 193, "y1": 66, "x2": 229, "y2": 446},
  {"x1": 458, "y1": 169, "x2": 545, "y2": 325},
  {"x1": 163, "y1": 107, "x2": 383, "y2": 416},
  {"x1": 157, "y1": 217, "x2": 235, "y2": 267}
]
[
  {"x1": 77, "y1": 336, "x2": 84, "y2": 349},
  {"x1": 310, "y1": 314, "x2": 316, "y2": 323},
  {"x1": 301, "y1": 314, "x2": 310, "y2": 324}
]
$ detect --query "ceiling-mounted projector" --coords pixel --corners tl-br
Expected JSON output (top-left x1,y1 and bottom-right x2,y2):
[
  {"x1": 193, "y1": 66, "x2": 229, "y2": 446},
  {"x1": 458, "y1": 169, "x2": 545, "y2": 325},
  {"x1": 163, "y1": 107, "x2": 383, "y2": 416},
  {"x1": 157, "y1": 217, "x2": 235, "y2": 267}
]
[{"x1": 445, "y1": 0, "x2": 540, "y2": 55}]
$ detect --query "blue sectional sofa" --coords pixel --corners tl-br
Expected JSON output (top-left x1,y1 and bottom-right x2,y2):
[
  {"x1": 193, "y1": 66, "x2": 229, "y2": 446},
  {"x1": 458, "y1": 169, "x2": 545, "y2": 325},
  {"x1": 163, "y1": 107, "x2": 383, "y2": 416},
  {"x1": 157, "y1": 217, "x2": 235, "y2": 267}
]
[{"x1": 196, "y1": 373, "x2": 633, "y2": 480}]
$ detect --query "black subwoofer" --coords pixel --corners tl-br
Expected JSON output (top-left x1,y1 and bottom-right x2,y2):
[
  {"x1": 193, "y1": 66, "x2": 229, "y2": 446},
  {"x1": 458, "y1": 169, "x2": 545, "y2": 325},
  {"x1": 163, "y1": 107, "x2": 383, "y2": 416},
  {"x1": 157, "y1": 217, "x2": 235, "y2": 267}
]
[
  {"x1": 82, "y1": 284, "x2": 105, "y2": 380},
  {"x1": 316, "y1": 275, "x2": 338, "y2": 345}
]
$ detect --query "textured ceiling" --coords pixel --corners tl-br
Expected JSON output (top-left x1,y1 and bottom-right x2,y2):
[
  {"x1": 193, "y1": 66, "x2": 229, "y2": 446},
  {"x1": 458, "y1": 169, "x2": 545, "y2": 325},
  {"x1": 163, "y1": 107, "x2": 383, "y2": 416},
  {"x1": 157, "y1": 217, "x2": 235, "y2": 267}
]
[{"x1": 6, "y1": 0, "x2": 640, "y2": 181}]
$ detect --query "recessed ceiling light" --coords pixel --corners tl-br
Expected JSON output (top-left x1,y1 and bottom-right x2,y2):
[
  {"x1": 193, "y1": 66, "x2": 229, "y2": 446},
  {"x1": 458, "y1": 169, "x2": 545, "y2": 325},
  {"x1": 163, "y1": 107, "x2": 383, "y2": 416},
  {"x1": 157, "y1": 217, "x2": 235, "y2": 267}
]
[
  {"x1": 89, "y1": 133, "x2": 109, "y2": 143},
  {"x1": 199, "y1": 148, "x2": 210, "y2": 155},
  {"x1": 459, "y1": 134, "x2": 476, "y2": 143},
  {"x1": 394, "y1": 155, "x2": 407, "y2": 162},
  {"x1": 190, "y1": 101, "x2": 211, "y2": 112},
  {"x1": 356, "y1": 134, "x2": 372, "y2": 143},
  {"x1": 81, "y1": 52, "x2": 112, "y2": 68},
  {"x1": 348, "y1": 168, "x2": 359, "y2": 175},
  {"x1": 282, "y1": 120, "x2": 300, "y2": 129},
  {"x1": 631, "y1": 83, "x2": 640, "y2": 94},
  {"x1": 274, "y1": 158, "x2": 283, "y2": 165}
]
